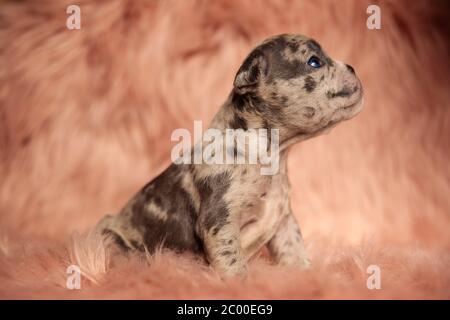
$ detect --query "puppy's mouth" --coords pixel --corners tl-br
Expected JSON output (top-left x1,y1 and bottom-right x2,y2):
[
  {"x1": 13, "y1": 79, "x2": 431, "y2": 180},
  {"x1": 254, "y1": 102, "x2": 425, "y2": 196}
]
[
  {"x1": 336, "y1": 84, "x2": 364, "y2": 113},
  {"x1": 326, "y1": 90, "x2": 363, "y2": 127},
  {"x1": 341, "y1": 93, "x2": 363, "y2": 112}
]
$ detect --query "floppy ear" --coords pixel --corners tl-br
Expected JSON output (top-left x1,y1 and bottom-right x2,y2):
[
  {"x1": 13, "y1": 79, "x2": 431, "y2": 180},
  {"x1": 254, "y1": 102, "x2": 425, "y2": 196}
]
[{"x1": 233, "y1": 51, "x2": 267, "y2": 95}]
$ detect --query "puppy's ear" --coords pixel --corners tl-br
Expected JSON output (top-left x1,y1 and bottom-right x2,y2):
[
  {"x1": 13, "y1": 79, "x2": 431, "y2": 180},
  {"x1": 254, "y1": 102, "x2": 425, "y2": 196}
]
[{"x1": 233, "y1": 51, "x2": 267, "y2": 95}]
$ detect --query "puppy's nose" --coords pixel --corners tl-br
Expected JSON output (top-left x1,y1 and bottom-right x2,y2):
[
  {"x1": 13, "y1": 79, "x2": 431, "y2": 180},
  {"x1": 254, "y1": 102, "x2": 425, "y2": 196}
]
[{"x1": 346, "y1": 64, "x2": 355, "y2": 74}]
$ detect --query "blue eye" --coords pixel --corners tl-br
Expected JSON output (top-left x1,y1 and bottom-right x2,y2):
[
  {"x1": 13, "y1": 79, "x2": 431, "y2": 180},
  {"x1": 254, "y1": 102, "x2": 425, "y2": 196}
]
[{"x1": 307, "y1": 56, "x2": 322, "y2": 68}]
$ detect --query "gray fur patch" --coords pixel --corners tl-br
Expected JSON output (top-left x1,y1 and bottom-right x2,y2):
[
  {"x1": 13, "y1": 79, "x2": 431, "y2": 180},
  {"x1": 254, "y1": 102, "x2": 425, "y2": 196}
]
[{"x1": 303, "y1": 76, "x2": 316, "y2": 92}]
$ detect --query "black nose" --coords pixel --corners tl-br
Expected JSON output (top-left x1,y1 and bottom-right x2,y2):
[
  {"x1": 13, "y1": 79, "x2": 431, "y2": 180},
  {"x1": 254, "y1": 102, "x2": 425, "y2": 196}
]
[{"x1": 346, "y1": 64, "x2": 355, "y2": 74}]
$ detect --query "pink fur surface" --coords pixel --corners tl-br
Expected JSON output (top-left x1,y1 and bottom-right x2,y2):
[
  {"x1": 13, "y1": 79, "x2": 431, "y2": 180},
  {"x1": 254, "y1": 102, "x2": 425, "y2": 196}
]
[{"x1": 0, "y1": 0, "x2": 449, "y2": 299}]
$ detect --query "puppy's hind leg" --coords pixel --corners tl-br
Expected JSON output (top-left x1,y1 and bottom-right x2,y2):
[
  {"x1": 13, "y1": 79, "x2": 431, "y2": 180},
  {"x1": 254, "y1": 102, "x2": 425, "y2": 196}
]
[{"x1": 95, "y1": 214, "x2": 134, "y2": 253}]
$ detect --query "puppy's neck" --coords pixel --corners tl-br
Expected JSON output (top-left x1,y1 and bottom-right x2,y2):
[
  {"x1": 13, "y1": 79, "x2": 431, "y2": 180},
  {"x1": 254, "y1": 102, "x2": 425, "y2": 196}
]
[
  {"x1": 208, "y1": 92, "x2": 261, "y2": 131},
  {"x1": 209, "y1": 91, "x2": 318, "y2": 152}
]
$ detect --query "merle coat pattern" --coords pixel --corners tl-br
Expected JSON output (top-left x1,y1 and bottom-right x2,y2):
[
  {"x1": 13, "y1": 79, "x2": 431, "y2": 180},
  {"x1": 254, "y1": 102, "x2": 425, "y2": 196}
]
[{"x1": 97, "y1": 34, "x2": 363, "y2": 278}]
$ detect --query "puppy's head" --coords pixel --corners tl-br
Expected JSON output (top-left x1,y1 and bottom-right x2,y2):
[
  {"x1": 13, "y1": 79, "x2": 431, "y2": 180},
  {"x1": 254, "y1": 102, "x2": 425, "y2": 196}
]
[{"x1": 233, "y1": 34, "x2": 363, "y2": 135}]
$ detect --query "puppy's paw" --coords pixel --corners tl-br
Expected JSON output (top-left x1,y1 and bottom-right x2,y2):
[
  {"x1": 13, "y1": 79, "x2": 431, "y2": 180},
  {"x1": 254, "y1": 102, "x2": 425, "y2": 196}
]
[
  {"x1": 298, "y1": 256, "x2": 311, "y2": 269},
  {"x1": 217, "y1": 257, "x2": 248, "y2": 280},
  {"x1": 279, "y1": 254, "x2": 311, "y2": 270}
]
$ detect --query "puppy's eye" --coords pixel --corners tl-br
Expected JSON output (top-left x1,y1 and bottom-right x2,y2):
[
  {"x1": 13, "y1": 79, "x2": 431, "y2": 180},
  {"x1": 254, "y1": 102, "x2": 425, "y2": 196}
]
[{"x1": 307, "y1": 56, "x2": 322, "y2": 68}]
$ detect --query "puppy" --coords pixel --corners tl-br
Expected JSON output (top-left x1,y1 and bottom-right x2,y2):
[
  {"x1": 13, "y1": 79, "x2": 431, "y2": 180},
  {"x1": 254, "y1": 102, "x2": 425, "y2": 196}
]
[{"x1": 97, "y1": 34, "x2": 363, "y2": 278}]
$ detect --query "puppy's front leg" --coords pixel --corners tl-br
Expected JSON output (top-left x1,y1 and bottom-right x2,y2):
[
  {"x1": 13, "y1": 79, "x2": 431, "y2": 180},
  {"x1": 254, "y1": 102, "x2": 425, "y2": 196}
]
[
  {"x1": 197, "y1": 209, "x2": 247, "y2": 278},
  {"x1": 268, "y1": 213, "x2": 311, "y2": 268}
]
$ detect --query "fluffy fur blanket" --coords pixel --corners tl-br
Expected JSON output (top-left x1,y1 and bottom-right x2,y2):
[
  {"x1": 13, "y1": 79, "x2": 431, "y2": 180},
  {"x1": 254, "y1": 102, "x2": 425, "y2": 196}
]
[{"x1": 0, "y1": 0, "x2": 449, "y2": 299}]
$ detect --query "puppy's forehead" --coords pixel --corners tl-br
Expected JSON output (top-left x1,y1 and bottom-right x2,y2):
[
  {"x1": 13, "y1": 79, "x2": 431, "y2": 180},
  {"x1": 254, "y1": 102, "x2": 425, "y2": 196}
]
[
  {"x1": 261, "y1": 34, "x2": 320, "y2": 54},
  {"x1": 253, "y1": 34, "x2": 332, "y2": 81},
  {"x1": 262, "y1": 34, "x2": 309, "y2": 44}
]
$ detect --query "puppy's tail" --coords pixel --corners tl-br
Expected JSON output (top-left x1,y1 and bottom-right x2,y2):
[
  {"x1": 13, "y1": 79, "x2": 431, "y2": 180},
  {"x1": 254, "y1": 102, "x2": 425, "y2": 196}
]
[
  {"x1": 68, "y1": 213, "x2": 131, "y2": 284},
  {"x1": 68, "y1": 221, "x2": 115, "y2": 284}
]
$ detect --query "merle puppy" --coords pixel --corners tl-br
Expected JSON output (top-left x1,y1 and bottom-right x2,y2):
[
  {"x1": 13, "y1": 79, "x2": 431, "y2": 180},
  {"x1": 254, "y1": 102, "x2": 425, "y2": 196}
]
[{"x1": 97, "y1": 34, "x2": 363, "y2": 278}]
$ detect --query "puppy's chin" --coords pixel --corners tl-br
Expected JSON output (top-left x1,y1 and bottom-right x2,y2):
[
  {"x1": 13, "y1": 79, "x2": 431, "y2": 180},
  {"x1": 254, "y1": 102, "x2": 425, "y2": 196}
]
[
  {"x1": 345, "y1": 95, "x2": 364, "y2": 117},
  {"x1": 331, "y1": 94, "x2": 364, "y2": 122}
]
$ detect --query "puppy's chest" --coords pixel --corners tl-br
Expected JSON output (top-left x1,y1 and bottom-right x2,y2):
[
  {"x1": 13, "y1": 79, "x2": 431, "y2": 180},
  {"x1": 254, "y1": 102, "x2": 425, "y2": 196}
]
[{"x1": 231, "y1": 169, "x2": 290, "y2": 231}]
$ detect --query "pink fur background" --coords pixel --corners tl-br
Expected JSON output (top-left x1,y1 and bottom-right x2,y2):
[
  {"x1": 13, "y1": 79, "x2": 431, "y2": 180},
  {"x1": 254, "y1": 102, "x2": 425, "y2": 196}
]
[{"x1": 0, "y1": 0, "x2": 449, "y2": 299}]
